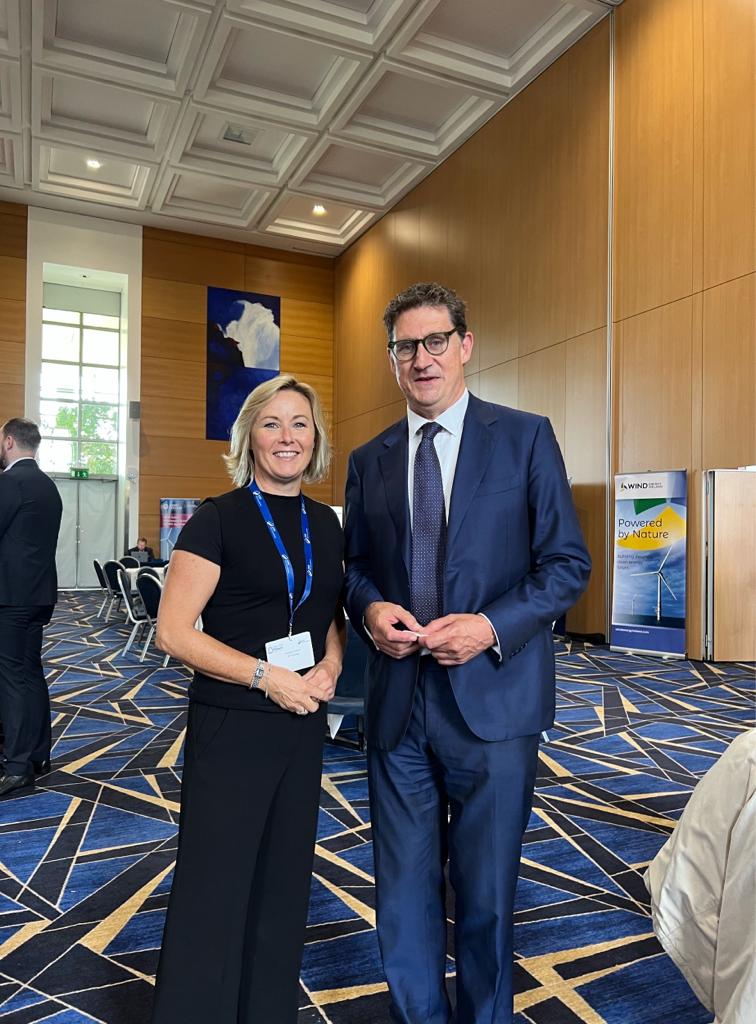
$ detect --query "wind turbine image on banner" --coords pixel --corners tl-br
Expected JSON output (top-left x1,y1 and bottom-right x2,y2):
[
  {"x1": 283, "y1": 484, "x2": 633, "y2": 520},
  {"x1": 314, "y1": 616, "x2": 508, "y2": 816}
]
[{"x1": 631, "y1": 544, "x2": 677, "y2": 622}]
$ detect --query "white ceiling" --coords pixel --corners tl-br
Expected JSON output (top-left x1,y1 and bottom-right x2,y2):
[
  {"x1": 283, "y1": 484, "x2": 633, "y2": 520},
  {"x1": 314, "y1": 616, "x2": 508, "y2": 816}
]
[{"x1": 0, "y1": 0, "x2": 619, "y2": 255}]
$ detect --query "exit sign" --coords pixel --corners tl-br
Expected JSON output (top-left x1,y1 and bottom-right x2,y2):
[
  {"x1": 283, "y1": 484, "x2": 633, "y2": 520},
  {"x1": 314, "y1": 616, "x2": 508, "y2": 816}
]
[{"x1": 70, "y1": 467, "x2": 89, "y2": 479}]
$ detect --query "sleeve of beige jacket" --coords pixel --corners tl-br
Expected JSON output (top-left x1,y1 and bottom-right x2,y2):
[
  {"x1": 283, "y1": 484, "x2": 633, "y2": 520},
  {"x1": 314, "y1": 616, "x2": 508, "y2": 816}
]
[{"x1": 644, "y1": 729, "x2": 756, "y2": 1024}]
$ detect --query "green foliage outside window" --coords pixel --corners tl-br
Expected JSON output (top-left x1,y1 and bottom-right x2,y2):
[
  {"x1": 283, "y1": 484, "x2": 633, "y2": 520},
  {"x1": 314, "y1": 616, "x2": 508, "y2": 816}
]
[
  {"x1": 79, "y1": 444, "x2": 117, "y2": 475},
  {"x1": 54, "y1": 403, "x2": 118, "y2": 474}
]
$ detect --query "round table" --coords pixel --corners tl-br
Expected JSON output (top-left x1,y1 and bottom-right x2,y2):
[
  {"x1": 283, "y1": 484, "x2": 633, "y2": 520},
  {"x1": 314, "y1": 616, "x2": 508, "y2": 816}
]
[{"x1": 125, "y1": 565, "x2": 166, "y2": 591}]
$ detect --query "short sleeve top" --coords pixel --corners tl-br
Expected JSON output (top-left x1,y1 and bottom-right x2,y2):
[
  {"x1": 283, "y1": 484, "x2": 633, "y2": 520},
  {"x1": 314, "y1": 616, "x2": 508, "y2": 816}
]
[{"x1": 173, "y1": 486, "x2": 344, "y2": 711}]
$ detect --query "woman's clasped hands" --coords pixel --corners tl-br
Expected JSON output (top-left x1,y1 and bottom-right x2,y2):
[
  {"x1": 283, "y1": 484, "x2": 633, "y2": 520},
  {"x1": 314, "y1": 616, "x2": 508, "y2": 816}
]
[{"x1": 265, "y1": 657, "x2": 340, "y2": 716}]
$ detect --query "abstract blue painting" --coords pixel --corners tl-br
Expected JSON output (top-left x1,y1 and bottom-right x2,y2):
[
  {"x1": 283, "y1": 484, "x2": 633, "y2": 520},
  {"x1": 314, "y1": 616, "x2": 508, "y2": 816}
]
[{"x1": 206, "y1": 286, "x2": 281, "y2": 441}]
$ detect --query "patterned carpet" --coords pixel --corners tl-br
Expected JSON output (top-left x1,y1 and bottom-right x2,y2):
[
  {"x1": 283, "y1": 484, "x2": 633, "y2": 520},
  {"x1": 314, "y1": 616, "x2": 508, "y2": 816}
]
[{"x1": 0, "y1": 592, "x2": 753, "y2": 1024}]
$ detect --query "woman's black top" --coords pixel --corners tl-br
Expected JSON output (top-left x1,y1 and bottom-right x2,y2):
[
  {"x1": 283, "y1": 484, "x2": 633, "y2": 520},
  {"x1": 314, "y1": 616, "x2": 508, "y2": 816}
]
[{"x1": 174, "y1": 487, "x2": 344, "y2": 711}]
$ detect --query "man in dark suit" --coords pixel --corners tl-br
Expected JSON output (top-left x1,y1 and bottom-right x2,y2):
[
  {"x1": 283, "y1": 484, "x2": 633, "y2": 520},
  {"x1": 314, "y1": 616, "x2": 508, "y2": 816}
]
[
  {"x1": 344, "y1": 283, "x2": 591, "y2": 1023},
  {"x1": 0, "y1": 418, "x2": 63, "y2": 798}
]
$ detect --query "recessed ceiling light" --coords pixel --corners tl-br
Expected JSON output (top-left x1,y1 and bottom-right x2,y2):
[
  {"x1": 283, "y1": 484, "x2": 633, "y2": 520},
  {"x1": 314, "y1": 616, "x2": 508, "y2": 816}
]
[
  {"x1": 223, "y1": 124, "x2": 255, "y2": 146},
  {"x1": 86, "y1": 159, "x2": 102, "y2": 170},
  {"x1": 312, "y1": 204, "x2": 327, "y2": 216}
]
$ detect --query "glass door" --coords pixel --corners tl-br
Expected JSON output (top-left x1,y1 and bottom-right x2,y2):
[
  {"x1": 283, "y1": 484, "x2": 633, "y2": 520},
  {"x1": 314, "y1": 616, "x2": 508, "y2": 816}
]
[
  {"x1": 53, "y1": 476, "x2": 117, "y2": 588},
  {"x1": 78, "y1": 478, "x2": 117, "y2": 586},
  {"x1": 55, "y1": 477, "x2": 78, "y2": 589}
]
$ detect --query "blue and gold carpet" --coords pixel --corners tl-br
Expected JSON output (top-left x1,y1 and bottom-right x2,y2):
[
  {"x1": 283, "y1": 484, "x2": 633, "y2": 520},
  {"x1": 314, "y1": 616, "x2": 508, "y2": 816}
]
[{"x1": 0, "y1": 592, "x2": 753, "y2": 1023}]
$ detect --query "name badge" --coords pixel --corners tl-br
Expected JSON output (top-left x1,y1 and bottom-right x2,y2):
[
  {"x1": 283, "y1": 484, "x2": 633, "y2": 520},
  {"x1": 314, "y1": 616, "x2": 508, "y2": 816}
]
[{"x1": 265, "y1": 631, "x2": 315, "y2": 671}]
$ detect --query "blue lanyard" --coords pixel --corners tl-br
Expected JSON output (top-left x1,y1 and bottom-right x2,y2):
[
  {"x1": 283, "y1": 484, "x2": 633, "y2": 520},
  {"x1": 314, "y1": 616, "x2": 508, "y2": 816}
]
[{"x1": 249, "y1": 480, "x2": 313, "y2": 636}]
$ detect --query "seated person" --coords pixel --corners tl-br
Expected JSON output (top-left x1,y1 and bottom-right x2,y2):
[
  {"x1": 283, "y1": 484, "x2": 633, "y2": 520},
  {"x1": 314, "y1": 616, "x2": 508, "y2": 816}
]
[
  {"x1": 126, "y1": 537, "x2": 155, "y2": 564},
  {"x1": 645, "y1": 729, "x2": 755, "y2": 1024}
]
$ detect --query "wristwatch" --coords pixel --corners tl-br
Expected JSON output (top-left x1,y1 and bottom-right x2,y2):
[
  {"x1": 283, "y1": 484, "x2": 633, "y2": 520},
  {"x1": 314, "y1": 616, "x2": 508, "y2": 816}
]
[{"x1": 249, "y1": 658, "x2": 266, "y2": 690}]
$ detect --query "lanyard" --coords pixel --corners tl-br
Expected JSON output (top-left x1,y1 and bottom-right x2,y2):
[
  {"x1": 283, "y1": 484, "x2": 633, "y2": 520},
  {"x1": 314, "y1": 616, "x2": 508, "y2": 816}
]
[{"x1": 249, "y1": 480, "x2": 313, "y2": 636}]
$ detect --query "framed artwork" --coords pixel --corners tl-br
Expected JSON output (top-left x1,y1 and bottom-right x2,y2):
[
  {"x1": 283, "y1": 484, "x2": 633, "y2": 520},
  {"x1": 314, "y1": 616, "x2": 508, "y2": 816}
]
[{"x1": 206, "y1": 286, "x2": 281, "y2": 441}]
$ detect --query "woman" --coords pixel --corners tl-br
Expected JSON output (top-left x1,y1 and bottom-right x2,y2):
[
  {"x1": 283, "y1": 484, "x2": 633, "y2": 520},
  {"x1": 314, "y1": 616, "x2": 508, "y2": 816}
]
[{"x1": 151, "y1": 375, "x2": 345, "y2": 1024}]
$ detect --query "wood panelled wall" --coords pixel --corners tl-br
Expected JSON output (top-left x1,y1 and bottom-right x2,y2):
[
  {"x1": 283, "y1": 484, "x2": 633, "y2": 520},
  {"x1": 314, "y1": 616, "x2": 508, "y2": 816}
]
[
  {"x1": 334, "y1": 0, "x2": 756, "y2": 651},
  {"x1": 613, "y1": 0, "x2": 756, "y2": 657},
  {"x1": 335, "y1": 21, "x2": 611, "y2": 636},
  {"x1": 0, "y1": 202, "x2": 28, "y2": 421},
  {"x1": 139, "y1": 229, "x2": 334, "y2": 548}
]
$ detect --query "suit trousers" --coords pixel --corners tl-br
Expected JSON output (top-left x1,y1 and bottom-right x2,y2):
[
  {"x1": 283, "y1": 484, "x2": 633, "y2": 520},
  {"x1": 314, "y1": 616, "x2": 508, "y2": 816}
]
[
  {"x1": 151, "y1": 699, "x2": 326, "y2": 1024},
  {"x1": 368, "y1": 659, "x2": 539, "y2": 1024},
  {"x1": 0, "y1": 604, "x2": 54, "y2": 775}
]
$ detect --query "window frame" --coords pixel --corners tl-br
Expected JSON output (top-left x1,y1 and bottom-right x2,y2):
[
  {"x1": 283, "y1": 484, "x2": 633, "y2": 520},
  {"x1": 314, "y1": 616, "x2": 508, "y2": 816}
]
[{"x1": 38, "y1": 308, "x2": 122, "y2": 477}]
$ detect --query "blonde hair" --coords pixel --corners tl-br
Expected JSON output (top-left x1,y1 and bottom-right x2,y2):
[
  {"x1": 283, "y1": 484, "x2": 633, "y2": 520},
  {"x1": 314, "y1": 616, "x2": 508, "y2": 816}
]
[{"x1": 222, "y1": 375, "x2": 331, "y2": 488}]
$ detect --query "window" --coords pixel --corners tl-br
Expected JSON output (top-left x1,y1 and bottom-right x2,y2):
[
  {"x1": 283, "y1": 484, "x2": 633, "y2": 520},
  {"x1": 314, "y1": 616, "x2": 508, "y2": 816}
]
[{"x1": 38, "y1": 308, "x2": 121, "y2": 475}]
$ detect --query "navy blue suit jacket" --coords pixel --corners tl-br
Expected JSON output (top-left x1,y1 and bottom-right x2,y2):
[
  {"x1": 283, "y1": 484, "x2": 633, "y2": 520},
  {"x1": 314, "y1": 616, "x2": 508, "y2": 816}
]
[{"x1": 344, "y1": 395, "x2": 591, "y2": 750}]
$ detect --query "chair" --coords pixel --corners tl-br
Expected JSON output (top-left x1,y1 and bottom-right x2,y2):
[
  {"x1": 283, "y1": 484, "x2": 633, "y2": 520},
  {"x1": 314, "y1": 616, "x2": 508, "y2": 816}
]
[
  {"x1": 102, "y1": 559, "x2": 125, "y2": 621},
  {"x1": 138, "y1": 566, "x2": 162, "y2": 583},
  {"x1": 120, "y1": 555, "x2": 140, "y2": 568},
  {"x1": 92, "y1": 559, "x2": 110, "y2": 618},
  {"x1": 116, "y1": 567, "x2": 150, "y2": 657},
  {"x1": 327, "y1": 622, "x2": 368, "y2": 751},
  {"x1": 136, "y1": 573, "x2": 169, "y2": 666}
]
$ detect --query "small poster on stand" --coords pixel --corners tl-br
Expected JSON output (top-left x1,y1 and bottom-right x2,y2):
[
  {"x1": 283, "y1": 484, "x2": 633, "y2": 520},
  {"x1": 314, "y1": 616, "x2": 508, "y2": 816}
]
[
  {"x1": 160, "y1": 497, "x2": 200, "y2": 561},
  {"x1": 610, "y1": 470, "x2": 687, "y2": 658}
]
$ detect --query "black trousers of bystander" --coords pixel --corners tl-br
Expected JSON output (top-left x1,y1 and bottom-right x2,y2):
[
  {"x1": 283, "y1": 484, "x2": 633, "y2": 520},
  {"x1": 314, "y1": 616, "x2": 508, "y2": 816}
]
[{"x1": 0, "y1": 604, "x2": 54, "y2": 776}]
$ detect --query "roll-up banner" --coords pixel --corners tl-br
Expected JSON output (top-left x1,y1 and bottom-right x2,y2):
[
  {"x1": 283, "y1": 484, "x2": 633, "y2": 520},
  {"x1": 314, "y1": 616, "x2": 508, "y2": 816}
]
[
  {"x1": 610, "y1": 470, "x2": 687, "y2": 658},
  {"x1": 160, "y1": 497, "x2": 200, "y2": 561}
]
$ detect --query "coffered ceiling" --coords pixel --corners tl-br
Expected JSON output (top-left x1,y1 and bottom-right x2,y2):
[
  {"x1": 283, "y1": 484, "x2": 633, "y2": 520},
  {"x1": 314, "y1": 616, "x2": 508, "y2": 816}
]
[{"x1": 0, "y1": 0, "x2": 619, "y2": 255}]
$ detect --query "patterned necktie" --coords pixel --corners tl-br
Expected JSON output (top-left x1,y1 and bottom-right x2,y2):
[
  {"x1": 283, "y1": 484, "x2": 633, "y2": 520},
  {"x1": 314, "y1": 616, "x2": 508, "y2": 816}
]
[{"x1": 411, "y1": 421, "x2": 446, "y2": 626}]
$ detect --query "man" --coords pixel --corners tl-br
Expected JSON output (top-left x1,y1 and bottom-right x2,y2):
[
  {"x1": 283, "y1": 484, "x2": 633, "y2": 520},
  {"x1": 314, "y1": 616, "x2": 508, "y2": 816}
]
[
  {"x1": 126, "y1": 537, "x2": 155, "y2": 563},
  {"x1": 0, "y1": 418, "x2": 63, "y2": 798},
  {"x1": 344, "y1": 283, "x2": 591, "y2": 1023}
]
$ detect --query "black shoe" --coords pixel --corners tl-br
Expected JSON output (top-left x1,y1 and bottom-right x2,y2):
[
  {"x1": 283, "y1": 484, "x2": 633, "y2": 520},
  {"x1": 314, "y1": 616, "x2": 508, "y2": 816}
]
[
  {"x1": 0, "y1": 773, "x2": 35, "y2": 799},
  {"x1": 33, "y1": 759, "x2": 51, "y2": 775}
]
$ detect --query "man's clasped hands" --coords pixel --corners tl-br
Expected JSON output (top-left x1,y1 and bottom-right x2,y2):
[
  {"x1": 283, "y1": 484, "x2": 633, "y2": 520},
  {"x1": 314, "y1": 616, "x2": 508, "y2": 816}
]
[{"x1": 364, "y1": 601, "x2": 496, "y2": 666}]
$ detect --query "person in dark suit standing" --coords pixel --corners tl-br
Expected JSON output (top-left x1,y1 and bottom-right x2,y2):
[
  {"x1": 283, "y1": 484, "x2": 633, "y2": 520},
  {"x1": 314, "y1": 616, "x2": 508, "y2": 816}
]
[
  {"x1": 344, "y1": 283, "x2": 592, "y2": 1023},
  {"x1": 0, "y1": 418, "x2": 63, "y2": 799}
]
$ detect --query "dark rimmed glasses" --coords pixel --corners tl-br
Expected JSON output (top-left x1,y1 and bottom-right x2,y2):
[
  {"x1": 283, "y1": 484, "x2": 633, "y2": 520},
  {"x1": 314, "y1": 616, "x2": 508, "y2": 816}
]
[{"x1": 387, "y1": 327, "x2": 460, "y2": 362}]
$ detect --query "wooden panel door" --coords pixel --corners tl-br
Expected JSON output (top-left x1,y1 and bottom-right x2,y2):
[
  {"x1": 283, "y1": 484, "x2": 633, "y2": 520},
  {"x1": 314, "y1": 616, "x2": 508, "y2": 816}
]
[{"x1": 711, "y1": 471, "x2": 756, "y2": 661}]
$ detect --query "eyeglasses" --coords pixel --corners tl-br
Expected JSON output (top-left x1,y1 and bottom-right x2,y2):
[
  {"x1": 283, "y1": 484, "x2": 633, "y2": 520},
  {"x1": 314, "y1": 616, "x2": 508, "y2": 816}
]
[{"x1": 387, "y1": 328, "x2": 460, "y2": 362}]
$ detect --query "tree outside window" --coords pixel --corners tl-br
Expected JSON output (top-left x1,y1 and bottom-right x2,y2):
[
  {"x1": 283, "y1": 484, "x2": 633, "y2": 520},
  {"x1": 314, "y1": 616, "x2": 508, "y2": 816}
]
[{"x1": 38, "y1": 308, "x2": 121, "y2": 475}]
